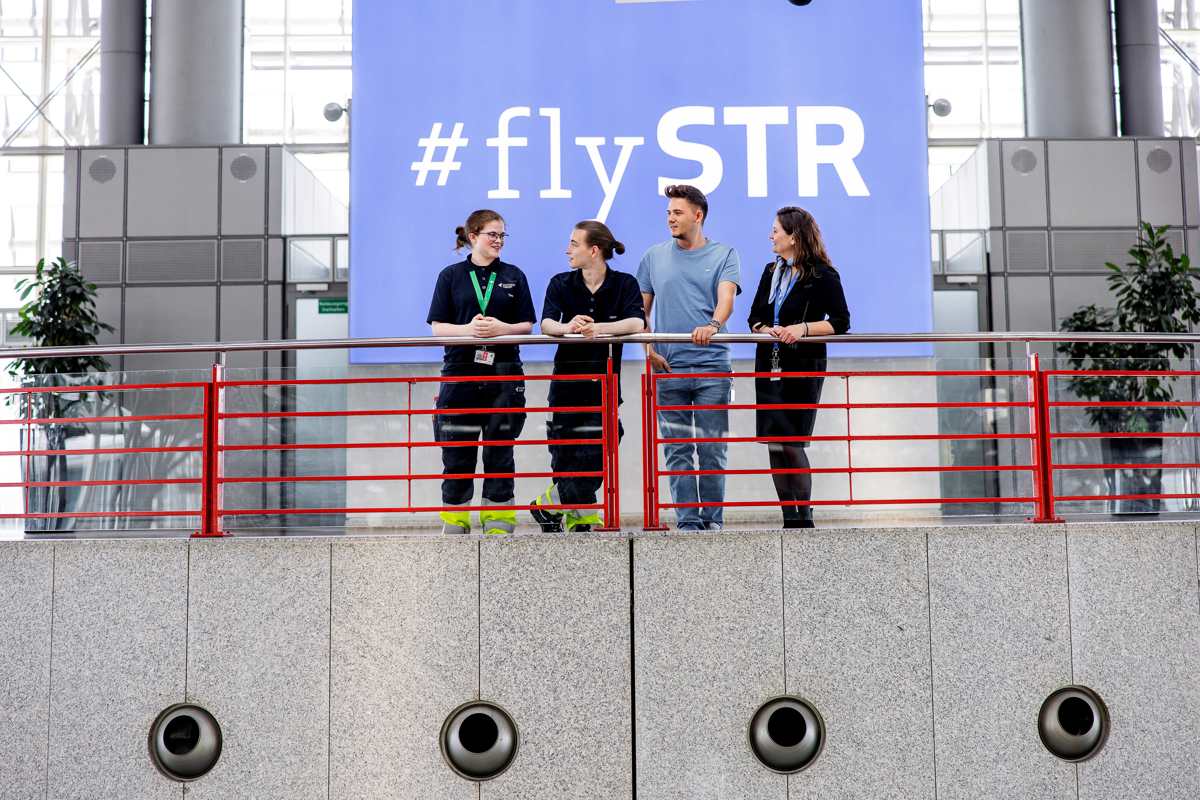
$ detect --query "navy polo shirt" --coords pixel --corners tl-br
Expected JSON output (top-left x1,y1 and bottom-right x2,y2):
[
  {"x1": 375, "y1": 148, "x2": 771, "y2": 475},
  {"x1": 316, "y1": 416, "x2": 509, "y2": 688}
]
[
  {"x1": 541, "y1": 267, "x2": 644, "y2": 405},
  {"x1": 427, "y1": 256, "x2": 536, "y2": 368}
]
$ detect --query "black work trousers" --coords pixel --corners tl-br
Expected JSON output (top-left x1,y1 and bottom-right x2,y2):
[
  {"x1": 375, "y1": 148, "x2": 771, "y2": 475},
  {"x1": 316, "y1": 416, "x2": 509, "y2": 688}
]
[
  {"x1": 548, "y1": 412, "x2": 622, "y2": 506},
  {"x1": 434, "y1": 367, "x2": 526, "y2": 505}
]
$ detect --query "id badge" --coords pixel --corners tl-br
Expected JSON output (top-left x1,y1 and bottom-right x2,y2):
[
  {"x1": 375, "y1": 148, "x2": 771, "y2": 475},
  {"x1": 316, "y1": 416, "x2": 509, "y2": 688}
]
[
  {"x1": 770, "y1": 346, "x2": 782, "y2": 382},
  {"x1": 474, "y1": 348, "x2": 496, "y2": 366}
]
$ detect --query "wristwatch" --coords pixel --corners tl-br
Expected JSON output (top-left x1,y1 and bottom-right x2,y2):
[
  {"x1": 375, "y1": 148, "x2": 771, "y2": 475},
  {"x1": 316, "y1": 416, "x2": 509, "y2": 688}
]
[{"x1": 707, "y1": 319, "x2": 721, "y2": 329}]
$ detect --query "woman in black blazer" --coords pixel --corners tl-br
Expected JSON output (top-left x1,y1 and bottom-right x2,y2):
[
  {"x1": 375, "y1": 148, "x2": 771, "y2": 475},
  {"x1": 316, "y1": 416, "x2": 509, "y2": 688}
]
[{"x1": 746, "y1": 207, "x2": 850, "y2": 528}]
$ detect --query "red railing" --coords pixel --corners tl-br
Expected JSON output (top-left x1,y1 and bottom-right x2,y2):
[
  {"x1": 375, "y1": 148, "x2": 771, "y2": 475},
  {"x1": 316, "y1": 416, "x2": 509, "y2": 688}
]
[{"x1": 3, "y1": 332, "x2": 1200, "y2": 533}]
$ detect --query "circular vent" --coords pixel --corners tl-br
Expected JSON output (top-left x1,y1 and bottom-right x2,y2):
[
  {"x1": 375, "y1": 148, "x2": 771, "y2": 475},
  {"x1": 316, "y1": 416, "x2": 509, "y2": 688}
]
[
  {"x1": 229, "y1": 154, "x2": 258, "y2": 182},
  {"x1": 1038, "y1": 685, "x2": 1108, "y2": 762},
  {"x1": 88, "y1": 156, "x2": 117, "y2": 184},
  {"x1": 440, "y1": 701, "x2": 518, "y2": 781},
  {"x1": 748, "y1": 696, "x2": 825, "y2": 774},
  {"x1": 148, "y1": 704, "x2": 223, "y2": 781},
  {"x1": 1010, "y1": 148, "x2": 1038, "y2": 175},
  {"x1": 1147, "y1": 147, "x2": 1174, "y2": 174}
]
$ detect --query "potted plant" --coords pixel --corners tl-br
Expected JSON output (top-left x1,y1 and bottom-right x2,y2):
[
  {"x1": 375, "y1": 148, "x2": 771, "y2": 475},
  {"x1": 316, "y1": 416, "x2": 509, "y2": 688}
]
[
  {"x1": 1057, "y1": 222, "x2": 1200, "y2": 513},
  {"x1": 7, "y1": 256, "x2": 113, "y2": 529}
]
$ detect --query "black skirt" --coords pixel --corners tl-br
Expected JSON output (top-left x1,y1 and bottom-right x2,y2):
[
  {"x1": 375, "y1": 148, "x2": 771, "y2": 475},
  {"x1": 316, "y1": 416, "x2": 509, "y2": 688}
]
[{"x1": 753, "y1": 345, "x2": 825, "y2": 444}]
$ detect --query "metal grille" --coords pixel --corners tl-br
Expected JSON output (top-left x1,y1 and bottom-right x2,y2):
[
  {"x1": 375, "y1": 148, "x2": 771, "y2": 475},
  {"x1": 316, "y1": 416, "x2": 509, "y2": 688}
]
[
  {"x1": 77, "y1": 241, "x2": 123, "y2": 283},
  {"x1": 221, "y1": 239, "x2": 265, "y2": 281},
  {"x1": 126, "y1": 240, "x2": 218, "y2": 283},
  {"x1": 1051, "y1": 230, "x2": 1138, "y2": 272},
  {"x1": 1005, "y1": 231, "x2": 1048, "y2": 272}
]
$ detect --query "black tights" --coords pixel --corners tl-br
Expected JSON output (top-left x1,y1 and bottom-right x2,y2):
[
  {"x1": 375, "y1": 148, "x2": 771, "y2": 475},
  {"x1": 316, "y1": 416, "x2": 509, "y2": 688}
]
[{"x1": 768, "y1": 443, "x2": 814, "y2": 528}]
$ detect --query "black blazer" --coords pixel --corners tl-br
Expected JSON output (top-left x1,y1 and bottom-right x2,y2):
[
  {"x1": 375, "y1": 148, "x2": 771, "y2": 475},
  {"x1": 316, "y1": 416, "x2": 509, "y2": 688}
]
[{"x1": 746, "y1": 260, "x2": 850, "y2": 367}]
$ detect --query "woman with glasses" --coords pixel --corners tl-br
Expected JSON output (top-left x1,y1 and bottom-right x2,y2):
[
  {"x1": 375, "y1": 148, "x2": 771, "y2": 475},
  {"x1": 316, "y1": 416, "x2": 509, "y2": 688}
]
[
  {"x1": 427, "y1": 209, "x2": 536, "y2": 534},
  {"x1": 747, "y1": 207, "x2": 850, "y2": 528}
]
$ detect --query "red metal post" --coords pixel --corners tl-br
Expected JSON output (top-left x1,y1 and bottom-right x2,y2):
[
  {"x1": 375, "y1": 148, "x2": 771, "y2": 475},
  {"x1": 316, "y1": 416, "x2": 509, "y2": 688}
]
[
  {"x1": 643, "y1": 356, "x2": 668, "y2": 531},
  {"x1": 1028, "y1": 352, "x2": 1063, "y2": 523},
  {"x1": 597, "y1": 355, "x2": 618, "y2": 531},
  {"x1": 22, "y1": 389, "x2": 31, "y2": 527},
  {"x1": 194, "y1": 362, "x2": 227, "y2": 537},
  {"x1": 609, "y1": 363, "x2": 621, "y2": 528},
  {"x1": 844, "y1": 374, "x2": 854, "y2": 505}
]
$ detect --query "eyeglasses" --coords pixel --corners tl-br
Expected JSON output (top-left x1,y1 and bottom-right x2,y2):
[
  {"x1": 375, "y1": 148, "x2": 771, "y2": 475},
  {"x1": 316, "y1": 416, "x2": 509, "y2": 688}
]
[{"x1": 479, "y1": 231, "x2": 509, "y2": 242}]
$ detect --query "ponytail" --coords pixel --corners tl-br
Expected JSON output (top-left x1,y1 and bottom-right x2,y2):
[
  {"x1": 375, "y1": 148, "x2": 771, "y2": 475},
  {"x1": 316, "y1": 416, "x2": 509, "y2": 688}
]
[{"x1": 574, "y1": 219, "x2": 625, "y2": 261}]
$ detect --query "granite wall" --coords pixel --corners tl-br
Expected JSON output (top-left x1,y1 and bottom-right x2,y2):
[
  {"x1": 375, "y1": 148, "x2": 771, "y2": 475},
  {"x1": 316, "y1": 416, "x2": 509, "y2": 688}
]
[{"x1": 1, "y1": 522, "x2": 1198, "y2": 799}]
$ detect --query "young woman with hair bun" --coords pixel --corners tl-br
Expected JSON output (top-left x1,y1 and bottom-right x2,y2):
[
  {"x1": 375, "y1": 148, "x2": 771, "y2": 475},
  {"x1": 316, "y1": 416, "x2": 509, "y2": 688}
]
[
  {"x1": 530, "y1": 220, "x2": 645, "y2": 532},
  {"x1": 427, "y1": 209, "x2": 536, "y2": 535}
]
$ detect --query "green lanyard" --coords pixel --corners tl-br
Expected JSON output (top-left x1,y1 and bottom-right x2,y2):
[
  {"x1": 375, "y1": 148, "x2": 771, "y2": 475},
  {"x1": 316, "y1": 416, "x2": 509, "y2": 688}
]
[{"x1": 469, "y1": 270, "x2": 496, "y2": 316}]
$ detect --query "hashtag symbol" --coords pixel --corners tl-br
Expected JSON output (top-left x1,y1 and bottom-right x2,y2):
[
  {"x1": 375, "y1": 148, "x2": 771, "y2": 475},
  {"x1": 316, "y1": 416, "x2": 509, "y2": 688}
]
[{"x1": 411, "y1": 122, "x2": 469, "y2": 187}]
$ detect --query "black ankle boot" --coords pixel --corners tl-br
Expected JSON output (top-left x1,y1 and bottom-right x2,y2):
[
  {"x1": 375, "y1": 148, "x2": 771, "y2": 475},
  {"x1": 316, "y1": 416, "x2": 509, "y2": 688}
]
[{"x1": 796, "y1": 505, "x2": 815, "y2": 529}]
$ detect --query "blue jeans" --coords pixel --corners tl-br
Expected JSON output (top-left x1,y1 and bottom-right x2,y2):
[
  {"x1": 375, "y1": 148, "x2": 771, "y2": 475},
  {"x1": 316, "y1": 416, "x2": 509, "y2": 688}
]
[{"x1": 656, "y1": 376, "x2": 731, "y2": 529}]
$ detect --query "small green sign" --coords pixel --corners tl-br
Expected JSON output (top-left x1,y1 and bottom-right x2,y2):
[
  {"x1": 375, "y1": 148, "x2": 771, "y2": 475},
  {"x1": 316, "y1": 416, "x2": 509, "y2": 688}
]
[{"x1": 318, "y1": 298, "x2": 348, "y2": 314}]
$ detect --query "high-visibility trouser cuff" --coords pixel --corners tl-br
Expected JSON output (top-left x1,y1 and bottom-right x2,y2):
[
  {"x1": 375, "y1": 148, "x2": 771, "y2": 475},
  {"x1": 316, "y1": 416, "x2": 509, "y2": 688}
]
[
  {"x1": 480, "y1": 506, "x2": 517, "y2": 535},
  {"x1": 439, "y1": 509, "x2": 471, "y2": 527}
]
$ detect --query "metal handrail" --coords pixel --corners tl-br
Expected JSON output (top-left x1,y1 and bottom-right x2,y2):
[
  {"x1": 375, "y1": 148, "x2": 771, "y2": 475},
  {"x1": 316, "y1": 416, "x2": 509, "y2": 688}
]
[{"x1": 0, "y1": 331, "x2": 1196, "y2": 361}]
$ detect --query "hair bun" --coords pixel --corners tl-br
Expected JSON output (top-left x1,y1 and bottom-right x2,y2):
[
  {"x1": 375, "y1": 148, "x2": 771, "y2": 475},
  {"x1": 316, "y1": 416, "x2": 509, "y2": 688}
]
[{"x1": 613, "y1": 240, "x2": 626, "y2": 256}]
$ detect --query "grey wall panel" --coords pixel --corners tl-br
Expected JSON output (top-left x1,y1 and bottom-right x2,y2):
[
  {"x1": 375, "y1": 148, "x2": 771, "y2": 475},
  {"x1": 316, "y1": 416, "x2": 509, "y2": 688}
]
[
  {"x1": 1006, "y1": 277, "x2": 1052, "y2": 330},
  {"x1": 634, "y1": 533, "x2": 786, "y2": 800},
  {"x1": 0, "y1": 543, "x2": 53, "y2": 800},
  {"x1": 186, "y1": 539, "x2": 331, "y2": 800},
  {"x1": 1053, "y1": 276, "x2": 1113, "y2": 325},
  {"x1": 124, "y1": 286, "x2": 216, "y2": 343},
  {"x1": 1001, "y1": 140, "x2": 1047, "y2": 227},
  {"x1": 1183, "y1": 143, "x2": 1199, "y2": 225},
  {"x1": 1048, "y1": 140, "x2": 1137, "y2": 227},
  {"x1": 990, "y1": 276, "x2": 1008, "y2": 331},
  {"x1": 480, "y1": 537, "x2": 631, "y2": 800},
  {"x1": 268, "y1": 146, "x2": 283, "y2": 235},
  {"x1": 63, "y1": 148, "x2": 78, "y2": 238},
  {"x1": 986, "y1": 140, "x2": 1004, "y2": 228},
  {"x1": 267, "y1": 236, "x2": 284, "y2": 281},
  {"x1": 221, "y1": 147, "x2": 267, "y2": 235},
  {"x1": 127, "y1": 148, "x2": 219, "y2": 237},
  {"x1": 1068, "y1": 523, "x2": 1200, "y2": 800},
  {"x1": 267, "y1": 281, "x2": 283, "y2": 339},
  {"x1": 331, "y1": 539, "x2": 477, "y2": 800},
  {"x1": 78, "y1": 149, "x2": 126, "y2": 238},
  {"x1": 783, "y1": 529, "x2": 934, "y2": 798},
  {"x1": 46, "y1": 540, "x2": 187, "y2": 800},
  {"x1": 928, "y1": 526, "x2": 1075, "y2": 800},
  {"x1": 1137, "y1": 140, "x2": 1184, "y2": 226},
  {"x1": 93, "y1": 287, "x2": 122, "y2": 344},
  {"x1": 220, "y1": 284, "x2": 265, "y2": 341}
]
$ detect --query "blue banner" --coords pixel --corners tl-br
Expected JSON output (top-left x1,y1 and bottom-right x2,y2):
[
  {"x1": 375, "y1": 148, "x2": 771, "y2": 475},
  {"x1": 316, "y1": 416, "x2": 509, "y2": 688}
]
[{"x1": 350, "y1": 0, "x2": 931, "y2": 361}]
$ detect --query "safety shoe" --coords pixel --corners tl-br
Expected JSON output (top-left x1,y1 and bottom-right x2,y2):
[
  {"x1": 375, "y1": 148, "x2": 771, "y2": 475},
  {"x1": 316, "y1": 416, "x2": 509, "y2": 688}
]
[
  {"x1": 529, "y1": 493, "x2": 564, "y2": 533},
  {"x1": 564, "y1": 509, "x2": 600, "y2": 534}
]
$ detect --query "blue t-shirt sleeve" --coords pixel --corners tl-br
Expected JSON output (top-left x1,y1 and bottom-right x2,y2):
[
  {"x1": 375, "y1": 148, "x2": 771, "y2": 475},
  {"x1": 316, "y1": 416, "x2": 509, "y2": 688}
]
[
  {"x1": 541, "y1": 275, "x2": 565, "y2": 323},
  {"x1": 719, "y1": 247, "x2": 742, "y2": 295},
  {"x1": 636, "y1": 251, "x2": 655, "y2": 295},
  {"x1": 426, "y1": 268, "x2": 453, "y2": 324}
]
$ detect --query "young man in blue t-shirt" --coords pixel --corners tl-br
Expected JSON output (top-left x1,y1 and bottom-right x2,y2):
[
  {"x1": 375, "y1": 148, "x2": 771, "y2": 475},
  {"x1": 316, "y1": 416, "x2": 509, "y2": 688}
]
[{"x1": 637, "y1": 184, "x2": 741, "y2": 530}]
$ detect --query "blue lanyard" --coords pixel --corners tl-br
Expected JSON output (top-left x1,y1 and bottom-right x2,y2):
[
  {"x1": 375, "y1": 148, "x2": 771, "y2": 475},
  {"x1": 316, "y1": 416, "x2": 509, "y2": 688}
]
[{"x1": 772, "y1": 267, "x2": 799, "y2": 327}]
